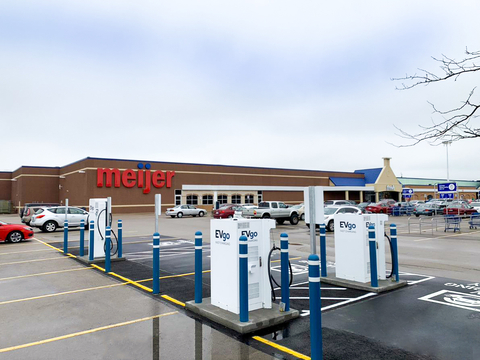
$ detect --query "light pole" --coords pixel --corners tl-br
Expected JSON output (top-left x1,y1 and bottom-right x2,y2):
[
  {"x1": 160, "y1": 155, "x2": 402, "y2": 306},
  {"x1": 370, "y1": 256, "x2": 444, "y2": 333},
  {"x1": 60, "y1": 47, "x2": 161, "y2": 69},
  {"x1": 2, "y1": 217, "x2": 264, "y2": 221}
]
[{"x1": 442, "y1": 140, "x2": 452, "y2": 182}]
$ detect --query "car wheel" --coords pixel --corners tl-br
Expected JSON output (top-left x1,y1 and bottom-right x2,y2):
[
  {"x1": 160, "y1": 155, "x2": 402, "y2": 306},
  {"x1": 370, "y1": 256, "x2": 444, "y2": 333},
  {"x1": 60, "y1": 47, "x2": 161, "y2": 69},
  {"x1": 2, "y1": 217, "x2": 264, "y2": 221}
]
[
  {"x1": 8, "y1": 231, "x2": 23, "y2": 243},
  {"x1": 199, "y1": 212, "x2": 205, "y2": 217},
  {"x1": 43, "y1": 221, "x2": 57, "y2": 233},
  {"x1": 327, "y1": 220, "x2": 334, "y2": 232},
  {"x1": 177, "y1": 212, "x2": 183, "y2": 218},
  {"x1": 276, "y1": 219, "x2": 285, "y2": 225},
  {"x1": 290, "y1": 214, "x2": 299, "y2": 225},
  {"x1": 228, "y1": 215, "x2": 233, "y2": 219},
  {"x1": 415, "y1": 214, "x2": 419, "y2": 217},
  {"x1": 262, "y1": 214, "x2": 270, "y2": 219}
]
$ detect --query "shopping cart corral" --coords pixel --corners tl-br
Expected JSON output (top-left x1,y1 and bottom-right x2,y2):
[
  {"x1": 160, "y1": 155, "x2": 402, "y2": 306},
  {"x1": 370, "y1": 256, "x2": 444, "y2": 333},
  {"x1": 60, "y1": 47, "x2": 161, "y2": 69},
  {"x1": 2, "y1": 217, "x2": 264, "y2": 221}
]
[
  {"x1": 468, "y1": 214, "x2": 480, "y2": 229},
  {"x1": 444, "y1": 215, "x2": 461, "y2": 232}
]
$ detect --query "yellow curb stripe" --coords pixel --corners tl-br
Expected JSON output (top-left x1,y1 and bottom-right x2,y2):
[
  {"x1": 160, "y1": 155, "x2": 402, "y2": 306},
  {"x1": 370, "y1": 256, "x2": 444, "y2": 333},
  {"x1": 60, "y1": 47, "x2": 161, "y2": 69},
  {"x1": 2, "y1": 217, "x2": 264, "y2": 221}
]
[
  {"x1": 109, "y1": 272, "x2": 153, "y2": 293},
  {"x1": 0, "y1": 257, "x2": 68, "y2": 266},
  {"x1": 252, "y1": 336, "x2": 310, "y2": 360},
  {"x1": 0, "y1": 267, "x2": 93, "y2": 282},
  {"x1": 137, "y1": 269, "x2": 212, "y2": 283},
  {"x1": 161, "y1": 294, "x2": 185, "y2": 307},
  {"x1": 0, "y1": 283, "x2": 127, "y2": 306},
  {"x1": 0, "y1": 311, "x2": 178, "y2": 353},
  {"x1": 0, "y1": 248, "x2": 51, "y2": 256}
]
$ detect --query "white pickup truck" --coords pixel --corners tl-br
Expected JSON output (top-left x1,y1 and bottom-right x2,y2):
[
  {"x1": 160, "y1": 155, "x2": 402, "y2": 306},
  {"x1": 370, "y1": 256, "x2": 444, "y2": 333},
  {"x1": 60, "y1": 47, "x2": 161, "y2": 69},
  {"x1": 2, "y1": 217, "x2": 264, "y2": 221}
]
[{"x1": 242, "y1": 201, "x2": 300, "y2": 225}]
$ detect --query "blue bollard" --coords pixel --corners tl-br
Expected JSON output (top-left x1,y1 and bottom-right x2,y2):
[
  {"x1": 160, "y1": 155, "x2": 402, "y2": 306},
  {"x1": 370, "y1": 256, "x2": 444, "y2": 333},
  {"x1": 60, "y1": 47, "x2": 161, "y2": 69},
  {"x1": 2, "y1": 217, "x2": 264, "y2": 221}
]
[
  {"x1": 390, "y1": 224, "x2": 399, "y2": 282},
  {"x1": 118, "y1": 220, "x2": 123, "y2": 258},
  {"x1": 79, "y1": 220, "x2": 85, "y2": 257},
  {"x1": 239, "y1": 235, "x2": 249, "y2": 322},
  {"x1": 308, "y1": 254, "x2": 323, "y2": 360},
  {"x1": 280, "y1": 233, "x2": 290, "y2": 311},
  {"x1": 89, "y1": 220, "x2": 94, "y2": 261},
  {"x1": 63, "y1": 220, "x2": 68, "y2": 254},
  {"x1": 319, "y1": 224, "x2": 327, "y2": 277},
  {"x1": 105, "y1": 226, "x2": 111, "y2": 273},
  {"x1": 195, "y1": 231, "x2": 203, "y2": 303},
  {"x1": 153, "y1": 232, "x2": 160, "y2": 294},
  {"x1": 369, "y1": 224, "x2": 378, "y2": 287}
]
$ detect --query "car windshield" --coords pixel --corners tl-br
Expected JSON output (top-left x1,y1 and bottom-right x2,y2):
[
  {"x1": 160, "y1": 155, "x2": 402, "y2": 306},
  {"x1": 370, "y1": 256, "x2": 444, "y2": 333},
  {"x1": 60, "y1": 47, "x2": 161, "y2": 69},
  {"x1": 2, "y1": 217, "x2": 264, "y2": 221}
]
[{"x1": 324, "y1": 207, "x2": 337, "y2": 215}]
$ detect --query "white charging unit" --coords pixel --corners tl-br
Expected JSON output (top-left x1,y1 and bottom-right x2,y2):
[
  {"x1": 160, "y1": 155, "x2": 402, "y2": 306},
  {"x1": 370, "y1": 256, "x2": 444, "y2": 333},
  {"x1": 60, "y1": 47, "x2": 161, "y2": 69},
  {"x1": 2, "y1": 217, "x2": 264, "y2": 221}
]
[
  {"x1": 334, "y1": 213, "x2": 388, "y2": 283},
  {"x1": 89, "y1": 198, "x2": 111, "y2": 258},
  {"x1": 210, "y1": 218, "x2": 275, "y2": 314}
]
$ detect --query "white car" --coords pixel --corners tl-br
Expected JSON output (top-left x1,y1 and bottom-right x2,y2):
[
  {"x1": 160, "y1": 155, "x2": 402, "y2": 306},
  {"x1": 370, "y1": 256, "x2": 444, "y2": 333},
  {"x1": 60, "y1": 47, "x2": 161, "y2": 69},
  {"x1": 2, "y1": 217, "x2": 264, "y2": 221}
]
[
  {"x1": 165, "y1": 205, "x2": 207, "y2": 218},
  {"x1": 30, "y1": 206, "x2": 89, "y2": 232},
  {"x1": 470, "y1": 201, "x2": 480, "y2": 212},
  {"x1": 290, "y1": 203, "x2": 305, "y2": 220},
  {"x1": 324, "y1": 205, "x2": 362, "y2": 232}
]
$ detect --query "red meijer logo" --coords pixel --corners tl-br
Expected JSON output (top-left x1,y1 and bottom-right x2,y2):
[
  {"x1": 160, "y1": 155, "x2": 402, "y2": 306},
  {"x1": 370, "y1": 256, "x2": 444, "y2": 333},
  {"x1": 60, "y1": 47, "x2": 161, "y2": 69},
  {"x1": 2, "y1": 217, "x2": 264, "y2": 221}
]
[{"x1": 97, "y1": 163, "x2": 175, "y2": 194}]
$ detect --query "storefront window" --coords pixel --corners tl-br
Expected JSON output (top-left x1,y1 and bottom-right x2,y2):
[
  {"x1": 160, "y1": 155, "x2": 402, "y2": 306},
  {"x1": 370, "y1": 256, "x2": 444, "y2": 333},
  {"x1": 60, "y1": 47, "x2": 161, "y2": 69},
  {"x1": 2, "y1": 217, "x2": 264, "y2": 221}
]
[
  {"x1": 232, "y1": 194, "x2": 241, "y2": 204},
  {"x1": 202, "y1": 195, "x2": 213, "y2": 205},
  {"x1": 218, "y1": 195, "x2": 228, "y2": 204},
  {"x1": 245, "y1": 194, "x2": 254, "y2": 204},
  {"x1": 186, "y1": 195, "x2": 198, "y2": 205}
]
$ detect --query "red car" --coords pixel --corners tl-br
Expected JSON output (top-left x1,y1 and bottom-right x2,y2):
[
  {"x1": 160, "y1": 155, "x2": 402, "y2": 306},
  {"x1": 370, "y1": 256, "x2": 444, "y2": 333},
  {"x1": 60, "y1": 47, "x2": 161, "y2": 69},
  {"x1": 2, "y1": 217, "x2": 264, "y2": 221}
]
[
  {"x1": 213, "y1": 205, "x2": 245, "y2": 219},
  {"x1": 365, "y1": 201, "x2": 396, "y2": 214},
  {"x1": 443, "y1": 204, "x2": 478, "y2": 216},
  {"x1": 0, "y1": 220, "x2": 34, "y2": 243}
]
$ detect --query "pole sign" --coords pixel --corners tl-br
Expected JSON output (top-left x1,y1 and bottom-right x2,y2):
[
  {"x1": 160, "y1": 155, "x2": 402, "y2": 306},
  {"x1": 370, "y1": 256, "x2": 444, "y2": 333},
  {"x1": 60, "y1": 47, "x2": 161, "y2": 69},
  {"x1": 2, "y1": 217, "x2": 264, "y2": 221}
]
[
  {"x1": 437, "y1": 183, "x2": 457, "y2": 192},
  {"x1": 440, "y1": 193, "x2": 454, "y2": 199},
  {"x1": 402, "y1": 188, "x2": 413, "y2": 198}
]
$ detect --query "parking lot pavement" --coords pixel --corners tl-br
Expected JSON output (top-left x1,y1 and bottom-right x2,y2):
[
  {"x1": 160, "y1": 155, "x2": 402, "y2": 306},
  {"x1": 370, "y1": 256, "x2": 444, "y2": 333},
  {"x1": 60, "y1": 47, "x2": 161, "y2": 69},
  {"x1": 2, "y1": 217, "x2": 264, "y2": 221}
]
[
  {"x1": 0, "y1": 236, "x2": 277, "y2": 360},
  {"x1": 2, "y1": 212, "x2": 480, "y2": 359}
]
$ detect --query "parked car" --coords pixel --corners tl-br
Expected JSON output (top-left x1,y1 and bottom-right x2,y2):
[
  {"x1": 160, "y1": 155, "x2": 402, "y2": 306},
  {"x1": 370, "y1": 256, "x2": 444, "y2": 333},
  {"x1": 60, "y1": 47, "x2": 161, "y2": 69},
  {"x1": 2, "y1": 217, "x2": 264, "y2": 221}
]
[
  {"x1": 165, "y1": 205, "x2": 207, "y2": 218},
  {"x1": 443, "y1": 203, "x2": 478, "y2": 216},
  {"x1": 213, "y1": 205, "x2": 245, "y2": 219},
  {"x1": 357, "y1": 202, "x2": 373, "y2": 212},
  {"x1": 470, "y1": 201, "x2": 480, "y2": 212},
  {"x1": 324, "y1": 200, "x2": 353, "y2": 207},
  {"x1": 30, "y1": 206, "x2": 89, "y2": 232},
  {"x1": 306, "y1": 205, "x2": 362, "y2": 232},
  {"x1": 242, "y1": 201, "x2": 300, "y2": 225},
  {"x1": 365, "y1": 201, "x2": 396, "y2": 214},
  {"x1": 414, "y1": 203, "x2": 446, "y2": 217},
  {"x1": 20, "y1": 202, "x2": 60, "y2": 226},
  {"x1": 409, "y1": 200, "x2": 425, "y2": 206},
  {"x1": 324, "y1": 205, "x2": 362, "y2": 232},
  {"x1": 0, "y1": 220, "x2": 34, "y2": 243},
  {"x1": 290, "y1": 203, "x2": 305, "y2": 220}
]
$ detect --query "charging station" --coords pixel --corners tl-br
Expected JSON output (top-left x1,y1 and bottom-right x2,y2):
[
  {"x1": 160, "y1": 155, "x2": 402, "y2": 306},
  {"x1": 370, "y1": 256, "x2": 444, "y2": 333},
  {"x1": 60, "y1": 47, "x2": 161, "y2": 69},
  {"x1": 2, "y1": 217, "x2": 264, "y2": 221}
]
[
  {"x1": 210, "y1": 218, "x2": 275, "y2": 314},
  {"x1": 334, "y1": 213, "x2": 388, "y2": 283},
  {"x1": 89, "y1": 198, "x2": 112, "y2": 259}
]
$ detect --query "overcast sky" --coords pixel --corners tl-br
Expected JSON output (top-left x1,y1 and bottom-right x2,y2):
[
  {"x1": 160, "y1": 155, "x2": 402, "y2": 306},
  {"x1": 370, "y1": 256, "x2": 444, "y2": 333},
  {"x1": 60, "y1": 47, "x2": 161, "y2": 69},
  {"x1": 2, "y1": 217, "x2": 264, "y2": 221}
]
[{"x1": 2, "y1": 1, "x2": 480, "y2": 180}]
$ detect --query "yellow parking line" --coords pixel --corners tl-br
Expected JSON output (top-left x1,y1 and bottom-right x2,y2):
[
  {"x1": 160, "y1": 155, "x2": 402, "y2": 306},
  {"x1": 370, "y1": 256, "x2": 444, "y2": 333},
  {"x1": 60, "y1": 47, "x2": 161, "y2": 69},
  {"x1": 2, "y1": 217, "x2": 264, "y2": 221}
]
[
  {"x1": 253, "y1": 336, "x2": 310, "y2": 359},
  {"x1": 0, "y1": 267, "x2": 93, "y2": 282},
  {"x1": 161, "y1": 295, "x2": 185, "y2": 307},
  {"x1": 0, "y1": 257, "x2": 68, "y2": 266},
  {"x1": 0, "y1": 282, "x2": 127, "y2": 306},
  {"x1": 137, "y1": 269, "x2": 212, "y2": 283},
  {"x1": 0, "y1": 248, "x2": 51, "y2": 256},
  {"x1": 34, "y1": 238, "x2": 64, "y2": 253},
  {"x1": 271, "y1": 256, "x2": 302, "y2": 263},
  {"x1": 109, "y1": 272, "x2": 153, "y2": 293},
  {"x1": 0, "y1": 311, "x2": 178, "y2": 353}
]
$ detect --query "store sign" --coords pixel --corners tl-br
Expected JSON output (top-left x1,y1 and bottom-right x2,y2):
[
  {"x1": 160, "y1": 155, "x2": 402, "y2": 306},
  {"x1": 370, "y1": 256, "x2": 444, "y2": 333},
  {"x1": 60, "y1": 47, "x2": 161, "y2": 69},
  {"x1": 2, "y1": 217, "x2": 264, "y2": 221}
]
[{"x1": 97, "y1": 163, "x2": 175, "y2": 194}]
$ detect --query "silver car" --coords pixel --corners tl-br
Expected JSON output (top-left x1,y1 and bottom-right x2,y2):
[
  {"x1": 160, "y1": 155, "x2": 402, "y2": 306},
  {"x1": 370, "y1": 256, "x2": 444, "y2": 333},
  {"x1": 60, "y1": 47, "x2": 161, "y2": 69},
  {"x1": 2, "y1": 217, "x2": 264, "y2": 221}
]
[
  {"x1": 30, "y1": 206, "x2": 89, "y2": 232},
  {"x1": 165, "y1": 205, "x2": 207, "y2": 218}
]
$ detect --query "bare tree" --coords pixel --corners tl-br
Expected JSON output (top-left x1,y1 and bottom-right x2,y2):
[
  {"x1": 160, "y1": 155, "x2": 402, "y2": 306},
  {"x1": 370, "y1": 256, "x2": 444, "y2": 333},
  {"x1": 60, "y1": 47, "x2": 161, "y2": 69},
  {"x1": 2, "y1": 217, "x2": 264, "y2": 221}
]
[{"x1": 392, "y1": 48, "x2": 480, "y2": 146}]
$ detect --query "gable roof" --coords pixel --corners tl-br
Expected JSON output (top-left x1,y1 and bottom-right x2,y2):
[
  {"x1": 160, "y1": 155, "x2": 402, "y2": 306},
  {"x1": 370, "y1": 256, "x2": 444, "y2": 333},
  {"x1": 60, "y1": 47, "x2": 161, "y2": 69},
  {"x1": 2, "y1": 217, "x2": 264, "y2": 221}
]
[{"x1": 354, "y1": 168, "x2": 382, "y2": 184}]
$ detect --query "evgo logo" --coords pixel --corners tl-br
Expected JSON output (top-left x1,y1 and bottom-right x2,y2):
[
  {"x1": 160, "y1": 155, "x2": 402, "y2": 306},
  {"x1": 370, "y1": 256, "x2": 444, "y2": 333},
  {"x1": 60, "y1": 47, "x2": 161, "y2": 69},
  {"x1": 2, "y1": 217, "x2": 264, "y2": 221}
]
[
  {"x1": 241, "y1": 230, "x2": 258, "y2": 239},
  {"x1": 339, "y1": 221, "x2": 356, "y2": 231},
  {"x1": 215, "y1": 230, "x2": 230, "y2": 241}
]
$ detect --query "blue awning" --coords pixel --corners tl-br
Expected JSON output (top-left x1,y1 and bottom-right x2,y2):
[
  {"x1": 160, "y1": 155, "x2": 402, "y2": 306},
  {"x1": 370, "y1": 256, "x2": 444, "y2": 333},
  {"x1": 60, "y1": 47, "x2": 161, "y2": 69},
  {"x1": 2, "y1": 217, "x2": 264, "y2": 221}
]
[{"x1": 330, "y1": 177, "x2": 366, "y2": 186}]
